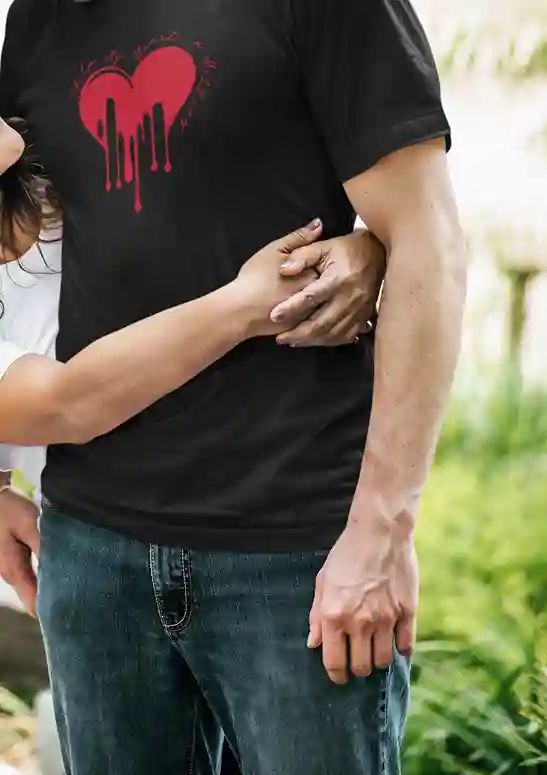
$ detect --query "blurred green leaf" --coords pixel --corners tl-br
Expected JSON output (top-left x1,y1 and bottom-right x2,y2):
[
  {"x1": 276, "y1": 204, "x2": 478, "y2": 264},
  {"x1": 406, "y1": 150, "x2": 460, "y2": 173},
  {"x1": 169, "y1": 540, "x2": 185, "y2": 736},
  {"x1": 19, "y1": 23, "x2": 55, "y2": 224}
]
[{"x1": 0, "y1": 687, "x2": 30, "y2": 718}]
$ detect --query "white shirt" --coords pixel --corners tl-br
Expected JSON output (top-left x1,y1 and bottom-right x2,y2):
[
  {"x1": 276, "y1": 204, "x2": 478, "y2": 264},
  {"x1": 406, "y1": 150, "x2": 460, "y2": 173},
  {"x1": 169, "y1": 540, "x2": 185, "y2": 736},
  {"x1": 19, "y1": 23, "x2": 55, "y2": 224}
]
[{"x1": 0, "y1": 241, "x2": 62, "y2": 498}]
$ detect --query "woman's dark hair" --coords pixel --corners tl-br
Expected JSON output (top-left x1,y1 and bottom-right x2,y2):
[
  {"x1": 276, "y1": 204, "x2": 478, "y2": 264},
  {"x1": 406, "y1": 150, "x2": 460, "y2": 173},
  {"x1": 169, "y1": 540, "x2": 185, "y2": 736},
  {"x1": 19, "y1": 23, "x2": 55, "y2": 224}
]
[{"x1": 0, "y1": 117, "x2": 61, "y2": 259}]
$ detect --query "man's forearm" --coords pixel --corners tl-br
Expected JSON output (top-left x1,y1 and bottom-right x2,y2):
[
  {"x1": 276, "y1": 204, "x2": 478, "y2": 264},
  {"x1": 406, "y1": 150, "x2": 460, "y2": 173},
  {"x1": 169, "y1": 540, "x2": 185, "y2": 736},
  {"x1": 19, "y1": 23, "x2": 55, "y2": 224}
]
[
  {"x1": 0, "y1": 283, "x2": 245, "y2": 446},
  {"x1": 342, "y1": 139, "x2": 467, "y2": 529},
  {"x1": 354, "y1": 229, "x2": 467, "y2": 526}
]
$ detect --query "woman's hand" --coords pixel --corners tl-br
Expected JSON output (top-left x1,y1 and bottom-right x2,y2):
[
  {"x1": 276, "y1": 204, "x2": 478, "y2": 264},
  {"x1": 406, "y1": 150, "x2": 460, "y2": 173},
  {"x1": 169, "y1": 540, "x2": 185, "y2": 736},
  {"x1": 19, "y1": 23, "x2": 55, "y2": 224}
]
[
  {"x1": 0, "y1": 117, "x2": 45, "y2": 263},
  {"x1": 0, "y1": 483, "x2": 40, "y2": 617},
  {"x1": 233, "y1": 219, "x2": 325, "y2": 338}
]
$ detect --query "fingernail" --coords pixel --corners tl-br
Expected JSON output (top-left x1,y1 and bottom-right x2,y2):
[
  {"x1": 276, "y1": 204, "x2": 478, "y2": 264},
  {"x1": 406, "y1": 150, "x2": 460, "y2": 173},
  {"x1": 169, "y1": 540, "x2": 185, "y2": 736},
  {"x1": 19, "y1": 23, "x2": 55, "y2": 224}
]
[
  {"x1": 271, "y1": 311, "x2": 284, "y2": 322},
  {"x1": 306, "y1": 218, "x2": 322, "y2": 231},
  {"x1": 280, "y1": 260, "x2": 294, "y2": 269},
  {"x1": 307, "y1": 633, "x2": 313, "y2": 647}
]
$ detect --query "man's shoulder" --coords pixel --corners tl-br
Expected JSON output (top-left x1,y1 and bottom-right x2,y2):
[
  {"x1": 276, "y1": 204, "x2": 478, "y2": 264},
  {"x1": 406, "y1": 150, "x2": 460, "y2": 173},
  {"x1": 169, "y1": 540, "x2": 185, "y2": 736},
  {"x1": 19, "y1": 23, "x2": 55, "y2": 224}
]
[
  {"x1": 1, "y1": 0, "x2": 57, "y2": 104},
  {"x1": 5, "y1": 0, "x2": 56, "y2": 23},
  {"x1": 3, "y1": 0, "x2": 56, "y2": 50}
]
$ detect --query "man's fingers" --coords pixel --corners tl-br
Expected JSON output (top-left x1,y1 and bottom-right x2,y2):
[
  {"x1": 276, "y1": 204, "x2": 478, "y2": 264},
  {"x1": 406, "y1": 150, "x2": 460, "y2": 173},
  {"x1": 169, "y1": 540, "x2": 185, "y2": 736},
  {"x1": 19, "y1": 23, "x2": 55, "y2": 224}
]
[
  {"x1": 276, "y1": 291, "x2": 367, "y2": 346},
  {"x1": 395, "y1": 614, "x2": 416, "y2": 657},
  {"x1": 372, "y1": 626, "x2": 395, "y2": 670},
  {"x1": 276, "y1": 294, "x2": 374, "y2": 346},
  {"x1": 278, "y1": 307, "x2": 362, "y2": 347},
  {"x1": 311, "y1": 315, "x2": 361, "y2": 347},
  {"x1": 277, "y1": 306, "x2": 342, "y2": 346},
  {"x1": 271, "y1": 288, "x2": 320, "y2": 327},
  {"x1": 271, "y1": 270, "x2": 338, "y2": 326},
  {"x1": 278, "y1": 242, "x2": 328, "y2": 277},
  {"x1": 281, "y1": 268, "x2": 338, "y2": 310},
  {"x1": 308, "y1": 579, "x2": 323, "y2": 649},
  {"x1": 307, "y1": 618, "x2": 322, "y2": 649},
  {"x1": 275, "y1": 218, "x2": 323, "y2": 256},
  {"x1": 349, "y1": 629, "x2": 373, "y2": 677},
  {"x1": 322, "y1": 624, "x2": 349, "y2": 685}
]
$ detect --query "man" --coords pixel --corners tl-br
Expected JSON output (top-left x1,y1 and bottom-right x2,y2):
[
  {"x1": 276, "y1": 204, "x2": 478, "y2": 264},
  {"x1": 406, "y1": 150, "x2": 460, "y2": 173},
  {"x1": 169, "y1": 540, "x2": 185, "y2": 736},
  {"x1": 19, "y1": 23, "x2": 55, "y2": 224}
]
[
  {"x1": 0, "y1": 1, "x2": 467, "y2": 774},
  {"x1": 0, "y1": 231, "x2": 383, "y2": 775}
]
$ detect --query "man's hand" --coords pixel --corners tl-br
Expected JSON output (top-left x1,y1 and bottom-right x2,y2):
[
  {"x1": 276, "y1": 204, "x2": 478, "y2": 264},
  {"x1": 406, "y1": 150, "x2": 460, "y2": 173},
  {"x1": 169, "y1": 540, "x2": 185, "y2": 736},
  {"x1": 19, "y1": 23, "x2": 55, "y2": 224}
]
[
  {"x1": 308, "y1": 508, "x2": 418, "y2": 684},
  {"x1": 270, "y1": 228, "x2": 385, "y2": 347},
  {"x1": 306, "y1": 138, "x2": 465, "y2": 684},
  {"x1": 0, "y1": 488, "x2": 40, "y2": 616}
]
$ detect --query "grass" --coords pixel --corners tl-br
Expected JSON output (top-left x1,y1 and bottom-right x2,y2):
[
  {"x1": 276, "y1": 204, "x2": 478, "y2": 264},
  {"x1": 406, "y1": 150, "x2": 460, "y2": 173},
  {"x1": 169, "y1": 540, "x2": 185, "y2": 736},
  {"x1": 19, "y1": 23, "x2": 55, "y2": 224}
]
[{"x1": 404, "y1": 383, "x2": 547, "y2": 773}]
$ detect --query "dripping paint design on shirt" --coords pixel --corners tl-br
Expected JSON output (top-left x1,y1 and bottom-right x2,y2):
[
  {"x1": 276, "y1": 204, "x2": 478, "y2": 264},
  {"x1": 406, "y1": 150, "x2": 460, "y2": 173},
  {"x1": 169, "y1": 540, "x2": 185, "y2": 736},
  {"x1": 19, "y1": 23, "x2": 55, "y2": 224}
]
[{"x1": 75, "y1": 34, "x2": 216, "y2": 212}]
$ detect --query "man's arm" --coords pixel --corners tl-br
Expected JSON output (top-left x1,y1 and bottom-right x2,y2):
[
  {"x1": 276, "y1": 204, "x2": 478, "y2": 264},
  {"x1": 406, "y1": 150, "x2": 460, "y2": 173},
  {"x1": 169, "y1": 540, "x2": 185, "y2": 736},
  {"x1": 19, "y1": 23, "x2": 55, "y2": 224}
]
[
  {"x1": 309, "y1": 138, "x2": 467, "y2": 683},
  {"x1": 346, "y1": 138, "x2": 466, "y2": 515},
  {"x1": 0, "y1": 225, "x2": 321, "y2": 447}
]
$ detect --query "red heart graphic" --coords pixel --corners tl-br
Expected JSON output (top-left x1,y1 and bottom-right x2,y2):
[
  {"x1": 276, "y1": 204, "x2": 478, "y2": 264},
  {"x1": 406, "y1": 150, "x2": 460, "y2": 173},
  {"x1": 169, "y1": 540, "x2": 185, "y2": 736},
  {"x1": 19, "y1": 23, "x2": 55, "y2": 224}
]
[{"x1": 79, "y1": 46, "x2": 197, "y2": 212}]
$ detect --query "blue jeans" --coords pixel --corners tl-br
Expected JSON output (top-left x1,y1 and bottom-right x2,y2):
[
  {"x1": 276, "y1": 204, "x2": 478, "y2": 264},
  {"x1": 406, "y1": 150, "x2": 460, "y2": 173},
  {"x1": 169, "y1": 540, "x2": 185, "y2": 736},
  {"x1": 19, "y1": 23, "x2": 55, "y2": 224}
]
[{"x1": 37, "y1": 507, "x2": 410, "y2": 775}]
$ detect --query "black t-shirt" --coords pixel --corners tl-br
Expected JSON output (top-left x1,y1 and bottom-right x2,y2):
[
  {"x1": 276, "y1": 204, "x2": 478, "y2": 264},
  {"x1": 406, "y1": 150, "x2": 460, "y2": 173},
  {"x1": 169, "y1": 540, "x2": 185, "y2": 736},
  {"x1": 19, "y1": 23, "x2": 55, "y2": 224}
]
[{"x1": 0, "y1": 0, "x2": 450, "y2": 551}]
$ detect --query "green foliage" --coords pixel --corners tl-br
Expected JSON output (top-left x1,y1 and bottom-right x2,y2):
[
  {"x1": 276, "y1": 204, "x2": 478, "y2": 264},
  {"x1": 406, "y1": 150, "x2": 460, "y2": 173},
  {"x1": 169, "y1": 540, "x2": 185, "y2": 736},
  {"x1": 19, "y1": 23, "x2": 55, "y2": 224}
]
[
  {"x1": 437, "y1": 380, "x2": 547, "y2": 467},
  {"x1": 405, "y1": 651, "x2": 547, "y2": 774},
  {"x1": 438, "y1": 29, "x2": 547, "y2": 80},
  {"x1": 10, "y1": 469, "x2": 36, "y2": 501},
  {"x1": 0, "y1": 687, "x2": 29, "y2": 718},
  {"x1": 404, "y1": 385, "x2": 547, "y2": 773}
]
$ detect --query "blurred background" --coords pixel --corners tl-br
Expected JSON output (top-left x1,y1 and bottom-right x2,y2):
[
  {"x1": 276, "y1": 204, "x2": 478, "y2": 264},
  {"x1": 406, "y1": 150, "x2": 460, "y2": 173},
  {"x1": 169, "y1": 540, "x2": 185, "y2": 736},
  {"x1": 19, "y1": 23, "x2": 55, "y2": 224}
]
[{"x1": 0, "y1": 0, "x2": 546, "y2": 773}]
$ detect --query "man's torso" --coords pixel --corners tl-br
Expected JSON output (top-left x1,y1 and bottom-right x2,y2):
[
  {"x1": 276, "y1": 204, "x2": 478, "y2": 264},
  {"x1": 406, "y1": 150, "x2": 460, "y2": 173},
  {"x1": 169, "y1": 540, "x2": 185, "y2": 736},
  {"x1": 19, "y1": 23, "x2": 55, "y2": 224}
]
[{"x1": 6, "y1": 0, "x2": 373, "y2": 549}]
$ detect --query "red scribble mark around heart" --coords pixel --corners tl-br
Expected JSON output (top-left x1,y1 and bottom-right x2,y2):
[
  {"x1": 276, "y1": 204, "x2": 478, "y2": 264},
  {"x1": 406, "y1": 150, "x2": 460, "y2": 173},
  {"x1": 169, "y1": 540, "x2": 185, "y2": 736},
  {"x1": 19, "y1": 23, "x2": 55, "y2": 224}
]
[{"x1": 79, "y1": 46, "x2": 197, "y2": 212}]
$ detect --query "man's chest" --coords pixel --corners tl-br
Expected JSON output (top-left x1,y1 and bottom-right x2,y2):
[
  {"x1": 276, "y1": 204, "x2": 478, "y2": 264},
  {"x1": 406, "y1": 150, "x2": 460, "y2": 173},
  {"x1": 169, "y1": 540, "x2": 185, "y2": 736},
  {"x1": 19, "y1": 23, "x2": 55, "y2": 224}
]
[{"x1": 19, "y1": 0, "x2": 301, "y2": 214}]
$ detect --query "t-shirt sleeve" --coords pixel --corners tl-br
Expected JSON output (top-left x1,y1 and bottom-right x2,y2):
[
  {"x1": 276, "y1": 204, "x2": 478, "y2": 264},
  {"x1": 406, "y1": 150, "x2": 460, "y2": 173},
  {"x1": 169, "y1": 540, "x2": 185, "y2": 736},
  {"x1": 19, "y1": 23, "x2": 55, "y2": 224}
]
[
  {"x1": 0, "y1": 2, "x2": 24, "y2": 117},
  {"x1": 292, "y1": 0, "x2": 451, "y2": 183}
]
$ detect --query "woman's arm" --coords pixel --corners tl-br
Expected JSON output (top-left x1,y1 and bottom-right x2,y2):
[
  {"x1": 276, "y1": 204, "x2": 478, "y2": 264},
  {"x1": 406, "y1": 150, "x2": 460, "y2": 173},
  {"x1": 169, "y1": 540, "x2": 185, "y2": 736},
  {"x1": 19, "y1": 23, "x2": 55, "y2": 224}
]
[{"x1": 0, "y1": 225, "x2": 321, "y2": 447}]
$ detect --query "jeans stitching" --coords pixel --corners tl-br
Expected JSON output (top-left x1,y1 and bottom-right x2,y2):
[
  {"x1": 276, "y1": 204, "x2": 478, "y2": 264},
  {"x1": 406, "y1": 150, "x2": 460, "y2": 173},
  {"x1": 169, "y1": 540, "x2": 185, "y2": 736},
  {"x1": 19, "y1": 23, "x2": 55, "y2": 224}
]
[
  {"x1": 164, "y1": 549, "x2": 188, "y2": 630},
  {"x1": 149, "y1": 544, "x2": 170, "y2": 631},
  {"x1": 179, "y1": 548, "x2": 193, "y2": 631},
  {"x1": 149, "y1": 545, "x2": 191, "y2": 633}
]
